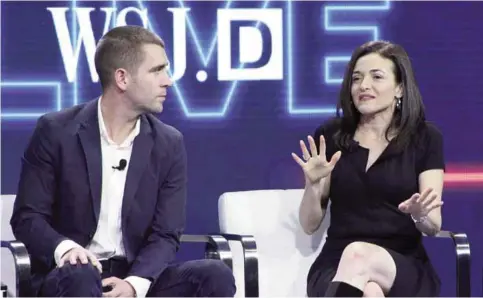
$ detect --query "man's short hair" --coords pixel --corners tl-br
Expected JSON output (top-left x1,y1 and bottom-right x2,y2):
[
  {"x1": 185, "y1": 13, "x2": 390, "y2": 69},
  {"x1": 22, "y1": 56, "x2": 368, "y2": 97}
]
[{"x1": 94, "y1": 25, "x2": 165, "y2": 89}]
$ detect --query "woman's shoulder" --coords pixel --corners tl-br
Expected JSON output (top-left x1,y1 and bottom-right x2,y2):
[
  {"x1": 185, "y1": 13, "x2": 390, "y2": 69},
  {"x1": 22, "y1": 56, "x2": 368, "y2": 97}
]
[
  {"x1": 408, "y1": 120, "x2": 444, "y2": 156},
  {"x1": 410, "y1": 121, "x2": 445, "y2": 172},
  {"x1": 413, "y1": 121, "x2": 443, "y2": 144},
  {"x1": 423, "y1": 121, "x2": 443, "y2": 138}
]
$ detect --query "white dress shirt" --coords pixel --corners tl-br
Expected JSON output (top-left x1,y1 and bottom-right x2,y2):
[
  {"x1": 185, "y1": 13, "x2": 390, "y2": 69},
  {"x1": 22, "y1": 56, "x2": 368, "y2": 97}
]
[{"x1": 53, "y1": 98, "x2": 151, "y2": 297}]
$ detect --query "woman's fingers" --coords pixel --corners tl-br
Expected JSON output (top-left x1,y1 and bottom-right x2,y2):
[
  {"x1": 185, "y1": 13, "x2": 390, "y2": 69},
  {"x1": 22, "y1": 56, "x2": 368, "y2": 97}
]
[
  {"x1": 421, "y1": 192, "x2": 438, "y2": 208},
  {"x1": 308, "y1": 135, "x2": 318, "y2": 158},
  {"x1": 291, "y1": 152, "x2": 305, "y2": 167},
  {"x1": 426, "y1": 201, "x2": 444, "y2": 213},
  {"x1": 300, "y1": 140, "x2": 311, "y2": 160},
  {"x1": 416, "y1": 188, "x2": 433, "y2": 204}
]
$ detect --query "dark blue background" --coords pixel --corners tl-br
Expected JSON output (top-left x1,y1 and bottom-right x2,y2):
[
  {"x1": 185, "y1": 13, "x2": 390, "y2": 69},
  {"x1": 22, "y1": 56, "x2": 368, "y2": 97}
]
[{"x1": 2, "y1": 1, "x2": 482, "y2": 296}]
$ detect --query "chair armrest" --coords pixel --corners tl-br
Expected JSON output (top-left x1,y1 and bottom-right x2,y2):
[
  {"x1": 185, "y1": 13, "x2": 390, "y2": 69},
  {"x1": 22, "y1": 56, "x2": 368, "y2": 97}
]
[
  {"x1": 1, "y1": 240, "x2": 31, "y2": 297},
  {"x1": 220, "y1": 233, "x2": 258, "y2": 297},
  {"x1": 424, "y1": 230, "x2": 471, "y2": 297},
  {"x1": 180, "y1": 234, "x2": 233, "y2": 270}
]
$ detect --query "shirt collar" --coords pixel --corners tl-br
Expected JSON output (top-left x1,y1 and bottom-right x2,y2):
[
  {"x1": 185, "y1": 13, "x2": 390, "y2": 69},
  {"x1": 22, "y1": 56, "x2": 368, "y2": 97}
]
[{"x1": 97, "y1": 96, "x2": 140, "y2": 148}]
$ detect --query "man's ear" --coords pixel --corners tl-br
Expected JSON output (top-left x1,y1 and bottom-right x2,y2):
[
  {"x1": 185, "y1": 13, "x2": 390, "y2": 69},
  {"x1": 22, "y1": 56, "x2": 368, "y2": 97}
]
[{"x1": 114, "y1": 68, "x2": 129, "y2": 91}]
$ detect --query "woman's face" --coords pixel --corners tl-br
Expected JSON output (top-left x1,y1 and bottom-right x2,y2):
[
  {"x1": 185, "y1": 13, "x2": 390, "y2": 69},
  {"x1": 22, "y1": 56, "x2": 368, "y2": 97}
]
[{"x1": 350, "y1": 53, "x2": 403, "y2": 116}]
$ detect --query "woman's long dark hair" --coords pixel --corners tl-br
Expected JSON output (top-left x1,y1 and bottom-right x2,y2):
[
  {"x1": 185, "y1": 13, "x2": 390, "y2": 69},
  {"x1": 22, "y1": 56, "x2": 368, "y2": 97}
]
[{"x1": 334, "y1": 40, "x2": 426, "y2": 152}]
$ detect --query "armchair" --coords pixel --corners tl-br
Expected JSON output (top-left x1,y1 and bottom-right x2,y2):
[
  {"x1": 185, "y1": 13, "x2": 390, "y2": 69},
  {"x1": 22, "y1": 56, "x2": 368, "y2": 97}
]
[
  {"x1": 217, "y1": 189, "x2": 471, "y2": 297},
  {"x1": 0, "y1": 194, "x2": 232, "y2": 297}
]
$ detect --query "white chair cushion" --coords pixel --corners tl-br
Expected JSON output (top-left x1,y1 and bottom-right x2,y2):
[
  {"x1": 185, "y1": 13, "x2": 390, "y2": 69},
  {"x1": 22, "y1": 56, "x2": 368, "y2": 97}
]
[{"x1": 218, "y1": 189, "x2": 330, "y2": 297}]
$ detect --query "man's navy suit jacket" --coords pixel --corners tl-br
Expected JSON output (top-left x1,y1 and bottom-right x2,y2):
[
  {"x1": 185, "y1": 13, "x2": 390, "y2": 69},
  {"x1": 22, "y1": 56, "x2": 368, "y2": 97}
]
[{"x1": 10, "y1": 98, "x2": 187, "y2": 295}]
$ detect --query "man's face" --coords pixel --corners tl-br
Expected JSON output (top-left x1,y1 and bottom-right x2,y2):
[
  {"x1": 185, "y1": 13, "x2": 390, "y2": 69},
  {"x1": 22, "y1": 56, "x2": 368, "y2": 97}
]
[{"x1": 126, "y1": 44, "x2": 172, "y2": 114}]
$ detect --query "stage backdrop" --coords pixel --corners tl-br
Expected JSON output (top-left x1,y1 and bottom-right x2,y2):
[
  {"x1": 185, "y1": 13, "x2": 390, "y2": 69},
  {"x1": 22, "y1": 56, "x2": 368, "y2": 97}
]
[{"x1": 2, "y1": 1, "x2": 482, "y2": 296}]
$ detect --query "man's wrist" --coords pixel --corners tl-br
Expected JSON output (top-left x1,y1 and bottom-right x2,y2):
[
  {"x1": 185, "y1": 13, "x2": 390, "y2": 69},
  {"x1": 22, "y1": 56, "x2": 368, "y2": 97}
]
[
  {"x1": 124, "y1": 279, "x2": 137, "y2": 297},
  {"x1": 124, "y1": 276, "x2": 151, "y2": 298},
  {"x1": 54, "y1": 240, "x2": 82, "y2": 266}
]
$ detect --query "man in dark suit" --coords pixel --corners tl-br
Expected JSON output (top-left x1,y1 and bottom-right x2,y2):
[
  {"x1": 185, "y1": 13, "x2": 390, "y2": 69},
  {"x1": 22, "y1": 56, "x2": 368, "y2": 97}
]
[{"x1": 10, "y1": 25, "x2": 236, "y2": 297}]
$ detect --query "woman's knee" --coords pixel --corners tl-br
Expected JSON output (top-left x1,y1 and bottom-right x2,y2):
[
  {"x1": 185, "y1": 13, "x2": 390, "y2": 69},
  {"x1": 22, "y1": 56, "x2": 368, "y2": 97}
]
[
  {"x1": 341, "y1": 241, "x2": 376, "y2": 260},
  {"x1": 363, "y1": 282, "x2": 385, "y2": 297},
  {"x1": 338, "y1": 243, "x2": 395, "y2": 276},
  {"x1": 337, "y1": 242, "x2": 374, "y2": 273},
  {"x1": 337, "y1": 242, "x2": 396, "y2": 292}
]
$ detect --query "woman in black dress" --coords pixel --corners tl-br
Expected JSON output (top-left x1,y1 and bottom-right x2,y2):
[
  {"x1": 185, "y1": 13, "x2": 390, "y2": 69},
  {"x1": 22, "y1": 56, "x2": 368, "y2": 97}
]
[{"x1": 291, "y1": 40, "x2": 444, "y2": 297}]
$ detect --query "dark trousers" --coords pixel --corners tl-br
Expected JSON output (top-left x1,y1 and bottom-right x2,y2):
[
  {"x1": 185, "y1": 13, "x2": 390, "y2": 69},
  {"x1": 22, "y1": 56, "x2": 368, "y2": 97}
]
[{"x1": 38, "y1": 259, "x2": 236, "y2": 297}]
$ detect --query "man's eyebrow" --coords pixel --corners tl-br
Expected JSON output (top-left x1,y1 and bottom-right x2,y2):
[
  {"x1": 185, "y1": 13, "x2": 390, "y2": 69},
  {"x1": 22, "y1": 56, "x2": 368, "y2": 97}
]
[{"x1": 149, "y1": 63, "x2": 169, "y2": 72}]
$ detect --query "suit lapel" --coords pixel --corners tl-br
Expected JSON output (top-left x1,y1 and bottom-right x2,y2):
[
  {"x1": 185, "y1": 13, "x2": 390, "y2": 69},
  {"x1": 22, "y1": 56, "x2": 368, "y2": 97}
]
[
  {"x1": 121, "y1": 116, "x2": 154, "y2": 221},
  {"x1": 76, "y1": 99, "x2": 103, "y2": 222}
]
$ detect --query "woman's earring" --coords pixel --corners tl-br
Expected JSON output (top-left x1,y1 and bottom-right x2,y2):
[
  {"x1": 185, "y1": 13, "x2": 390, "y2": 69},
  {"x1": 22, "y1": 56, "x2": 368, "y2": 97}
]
[{"x1": 396, "y1": 97, "x2": 402, "y2": 110}]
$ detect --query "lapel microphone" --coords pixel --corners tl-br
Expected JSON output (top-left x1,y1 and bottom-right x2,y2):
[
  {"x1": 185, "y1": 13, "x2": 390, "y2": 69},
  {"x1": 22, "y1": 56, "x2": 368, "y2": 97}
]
[{"x1": 112, "y1": 159, "x2": 127, "y2": 171}]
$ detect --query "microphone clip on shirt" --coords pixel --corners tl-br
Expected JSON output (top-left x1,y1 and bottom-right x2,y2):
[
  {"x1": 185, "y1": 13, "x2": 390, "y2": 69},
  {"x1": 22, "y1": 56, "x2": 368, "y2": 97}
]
[{"x1": 112, "y1": 159, "x2": 127, "y2": 171}]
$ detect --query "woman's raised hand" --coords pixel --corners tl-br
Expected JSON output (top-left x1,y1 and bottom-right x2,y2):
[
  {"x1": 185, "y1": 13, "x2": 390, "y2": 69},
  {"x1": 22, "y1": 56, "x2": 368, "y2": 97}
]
[{"x1": 292, "y1": 135, "x2": 341, "y2": 184}]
